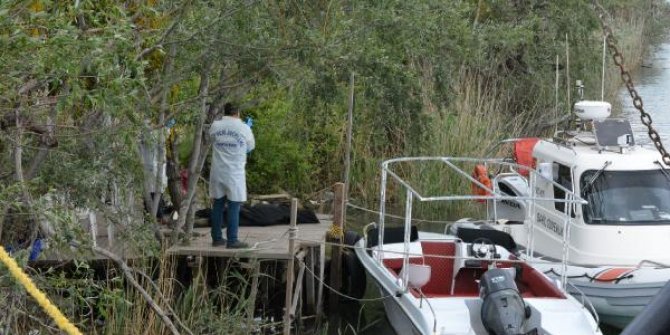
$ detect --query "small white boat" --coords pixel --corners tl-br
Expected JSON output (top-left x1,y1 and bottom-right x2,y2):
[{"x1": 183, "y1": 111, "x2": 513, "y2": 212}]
[
  {"x1": 464, "y1": 99, "x2": 670, "y2": 328},
  {"x1": 354, "y1": 157, "x2": 602, "y2": 335}
]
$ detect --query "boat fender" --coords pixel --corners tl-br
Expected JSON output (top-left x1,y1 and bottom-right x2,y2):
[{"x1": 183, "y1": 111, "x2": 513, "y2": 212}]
[
  {"x1": 341, "y1": 231, "x2": 367, "y2": 300},
  {"x1": 471, "y1": 164, "x2": 492, "y2": 203}
]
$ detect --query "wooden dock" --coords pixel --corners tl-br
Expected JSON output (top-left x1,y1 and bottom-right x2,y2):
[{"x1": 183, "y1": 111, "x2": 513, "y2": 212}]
[
  {"x1": 30, "y1": 187, "x2": 345, "y2": 335},
  {"x1": 167, "y1": 214, "x2": 332, "y2": 259}
]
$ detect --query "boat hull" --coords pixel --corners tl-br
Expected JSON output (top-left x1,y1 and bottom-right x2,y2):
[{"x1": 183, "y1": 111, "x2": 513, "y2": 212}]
[
  {"x1": 534, "y1": 263, "x2": 670, "y2": 329},
  {"x1": 354, "y1": 235, "x2": 602, "y2": 335},
  {"x1": 567, "y1": 280, "x2": 665, "y2": 329},
  {"x1": 354, "y1": 241, "x2": 432, "y2": 335},
  {"x1": 375, "y1": 284, "x2": 424, "y2": 335}
]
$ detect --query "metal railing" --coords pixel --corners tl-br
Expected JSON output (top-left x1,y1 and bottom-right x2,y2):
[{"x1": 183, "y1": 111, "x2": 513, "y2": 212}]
[{"x1": 376, "y1": 156, "x2": 587, "y2": 291}]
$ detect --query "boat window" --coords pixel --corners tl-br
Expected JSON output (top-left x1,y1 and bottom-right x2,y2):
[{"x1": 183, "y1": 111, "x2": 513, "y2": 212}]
[
  {"x1": 553, "y1": 163, "x2": 573, "y2": 213},
  {"x1": 581, "y1": 170, "x2": 670, "y2": 225}
]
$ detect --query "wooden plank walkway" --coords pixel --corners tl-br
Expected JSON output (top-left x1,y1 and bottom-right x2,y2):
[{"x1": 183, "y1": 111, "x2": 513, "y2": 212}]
[{"x1": 167, "y1": 214, "x2": 332, "y2": 259}]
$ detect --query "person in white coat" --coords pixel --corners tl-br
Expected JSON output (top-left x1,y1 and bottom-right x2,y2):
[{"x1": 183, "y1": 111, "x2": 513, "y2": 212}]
[{"x1": 209, "y1": 103, "x2": 255, "y2": 248}]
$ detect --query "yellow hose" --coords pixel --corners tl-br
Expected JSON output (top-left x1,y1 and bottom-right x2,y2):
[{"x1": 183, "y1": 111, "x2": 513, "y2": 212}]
[{"x1": 0, "y1": 246, "x2": 83, "y2": 335}]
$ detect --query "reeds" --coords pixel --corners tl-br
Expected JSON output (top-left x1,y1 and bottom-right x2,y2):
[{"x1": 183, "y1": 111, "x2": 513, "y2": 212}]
[{"x1": 0, "y1": 250, "x2": 269, "y2": 335}]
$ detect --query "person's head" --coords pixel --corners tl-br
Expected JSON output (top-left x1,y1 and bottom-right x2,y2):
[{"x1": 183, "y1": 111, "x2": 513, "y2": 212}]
[{"x1": 224, "y1": 102, "x2": 240, "y2": 118}]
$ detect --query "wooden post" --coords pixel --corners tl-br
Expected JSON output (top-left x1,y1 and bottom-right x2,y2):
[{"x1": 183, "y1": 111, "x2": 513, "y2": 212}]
[
  {"x1": 315, "y1": 240, "x2": 326, "y2": 323},
  {"x1": 343, "y1": 72, "x2": 355, "y2": 201},
  {"x1": 304, "y1": 247, "x2": 316, "y2": 314},
  {"x1": 283, "y1": 198, "x2": 298, "y2": 335},
  {"x1": 290, "y1": 250, "x2": 307, "y2": 317},
  {"x1": 328, "y1": 182, "x2": 345, "y2": 334}
]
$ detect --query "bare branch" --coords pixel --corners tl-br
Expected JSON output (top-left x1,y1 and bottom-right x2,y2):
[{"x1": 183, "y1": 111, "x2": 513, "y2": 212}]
[
  {"x1": 135, "y1": 2, "x2": 191, "y2": 62},
  {"x1": 92, "y1": 246, "x2": 181, "y2": 335},
  {"x1": 129, "y1": 267, "x2": 195, "y2": 335}
]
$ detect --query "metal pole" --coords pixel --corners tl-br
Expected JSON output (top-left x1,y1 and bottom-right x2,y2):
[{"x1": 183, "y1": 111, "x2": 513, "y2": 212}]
[
  {"x1": 402, "y1": 189, "x2": 413, "y2": 293},
  {"x1": 378, "y1": 166, "x2": 388, "y2": 262},
  {"x1": 561, "y1": 194, "x2": 574, "y2": 291},
  {"x1": 283, "y1": 198, "x2": 299, "y2": 335},
  {"x1": 526, "y1": 171, "x2": 537, "y2": 258},
  {"x1": 602, "y1": 35, "x2": 607, "y2": 101}
]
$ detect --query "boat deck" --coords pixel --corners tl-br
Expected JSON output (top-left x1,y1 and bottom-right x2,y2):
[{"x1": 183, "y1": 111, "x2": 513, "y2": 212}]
[{"x1": 32, "y1": 214, "x2": 331, "y2": 263}]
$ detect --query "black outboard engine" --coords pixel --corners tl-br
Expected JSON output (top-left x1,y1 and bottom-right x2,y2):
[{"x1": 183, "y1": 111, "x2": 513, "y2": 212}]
[{"x1": 479, "y1": 268, "x2": 530, "y2": 335}]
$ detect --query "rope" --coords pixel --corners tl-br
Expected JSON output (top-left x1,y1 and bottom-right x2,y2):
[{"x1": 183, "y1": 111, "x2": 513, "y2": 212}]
[
  {"x1": 292, "y1": 235, "x2": 669, "y2": 269},
  {"x1": 346, "y1": 202, "x2": 457, "y2": 225},
  {"x1": 305, "y1": 185, "x2": 335, "y2": 200},
  {"x1": 300, "y1": 259, "x2": 394, "y2": 302},
  {"x1": 543, "y1": 268, "x2": 635, "y2": 283},
  {"x1": 294, "y1": 237, "x2": 536, "y2": 265},
  {"x1": 327, "y1": 224, "x2": 344, "y2": 239},
  {"x1": 0, "y1": 247, "x2": 83, "y2": 335}
]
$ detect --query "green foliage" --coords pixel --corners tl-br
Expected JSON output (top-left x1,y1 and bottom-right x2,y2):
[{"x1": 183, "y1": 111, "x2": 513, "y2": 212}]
[
  {"x1": 0, "y1": 0, "x2": 668, "y2": 333},
  {"x1": 246, "y1": 87, "x2": 316, "y2": 194}
]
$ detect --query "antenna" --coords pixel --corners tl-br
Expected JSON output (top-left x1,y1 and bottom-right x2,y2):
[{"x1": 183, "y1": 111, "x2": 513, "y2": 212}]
[
  {"x1": 566, "y1": 34, "x2": 571, "y2": 117},
  {"x1": 555, "y1": 54, "x2": 559, "y2": 134},
  {"x1": 601, "y1": 35, "x2": 607, "y2": 100}
]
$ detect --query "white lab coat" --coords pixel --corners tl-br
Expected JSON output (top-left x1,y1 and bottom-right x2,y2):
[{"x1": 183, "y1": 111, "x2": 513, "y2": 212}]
[{"x1": 209, "y1": 116, "x2": 255, "y2": 201}]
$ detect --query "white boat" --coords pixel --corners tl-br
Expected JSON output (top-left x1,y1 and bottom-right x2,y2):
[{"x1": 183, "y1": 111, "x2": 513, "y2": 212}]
[
  {"x1": 460, "y1": 100, "x2": 670, "y2": 328},
  {"x1": 353, "y1": 157, "x2": 602, "y2": 335}
]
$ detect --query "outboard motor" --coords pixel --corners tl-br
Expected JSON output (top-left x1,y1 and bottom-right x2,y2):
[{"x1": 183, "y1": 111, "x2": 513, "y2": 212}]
[{"x1": 479, "y1": 268, "x2": 531, "y2": 335}]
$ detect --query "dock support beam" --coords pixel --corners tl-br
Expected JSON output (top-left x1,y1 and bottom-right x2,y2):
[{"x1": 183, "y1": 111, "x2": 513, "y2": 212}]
[
  {"x1": 284, "y1": 198, "x2": 299, "y2": 335},
  {"x1": 327, "y1": 182, "x2": 345, "y2": 334}
]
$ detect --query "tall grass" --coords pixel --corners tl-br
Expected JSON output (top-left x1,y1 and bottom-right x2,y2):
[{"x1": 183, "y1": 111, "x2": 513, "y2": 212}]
[
  {"x1": 345, "y1": 2, "x2": 666, "y2": 227},
  {"x1": 346, "y1": 67, "x2": 537, "y2": 231},
  {"x1": 0, "y1": 252, "x2": 269, "y2": 335}
]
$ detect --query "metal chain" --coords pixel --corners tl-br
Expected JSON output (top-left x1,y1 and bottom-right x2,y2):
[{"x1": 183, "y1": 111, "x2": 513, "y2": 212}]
[{"x1": 593, "y1": 0, "x2": 670, "y2": 166}]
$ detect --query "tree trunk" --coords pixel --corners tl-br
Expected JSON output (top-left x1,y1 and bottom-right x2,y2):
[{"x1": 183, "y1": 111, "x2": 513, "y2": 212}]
[
  {"x1": 172, "y1": 61, "x2": 212, "y2": 244},
  {"x1": 149, "y1": 43, "x2": 177, "y2": 219},
  {"x1": 165, "y1": 129, "x2": 183, "y2": 209},
  {"x1": 183, "y1": 67, "x2": 228, "y2": 238}
]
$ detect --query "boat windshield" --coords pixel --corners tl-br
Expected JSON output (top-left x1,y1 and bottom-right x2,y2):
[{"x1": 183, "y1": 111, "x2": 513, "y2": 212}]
[{"x1": 581, "y1": 169, "x2": 670, "y2": 225}]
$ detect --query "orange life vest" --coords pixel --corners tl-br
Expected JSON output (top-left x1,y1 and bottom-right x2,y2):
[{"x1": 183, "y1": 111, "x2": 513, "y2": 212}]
[{"x1": 471, "y1": 164, "x2": 492, "y2": 202}]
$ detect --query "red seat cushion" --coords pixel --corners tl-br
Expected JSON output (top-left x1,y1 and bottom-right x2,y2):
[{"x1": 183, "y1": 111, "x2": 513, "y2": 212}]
[
  {"x1": 420, "y1": 241, "x2": 456, "y2": 295},
  {"x1": 381, "y1": 242, "x2": 456, "y2": 297},
  {"x1": 498, "y1": 262, "x2": 565, "y2": 298}
]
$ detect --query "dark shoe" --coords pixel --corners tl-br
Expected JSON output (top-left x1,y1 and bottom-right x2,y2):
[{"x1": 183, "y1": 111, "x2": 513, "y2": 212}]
[
  {"x1": 212, "y1": 239, "x2": 227, "y2": 247},
  {"x1": 227, "y1": 241, "x2": 249, "y2": 249}
]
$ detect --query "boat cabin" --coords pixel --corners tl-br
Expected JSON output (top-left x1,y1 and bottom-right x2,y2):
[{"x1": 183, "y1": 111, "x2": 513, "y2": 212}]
[{"x1": 491, "y1": 101, "x2": 670, "y2": 266}]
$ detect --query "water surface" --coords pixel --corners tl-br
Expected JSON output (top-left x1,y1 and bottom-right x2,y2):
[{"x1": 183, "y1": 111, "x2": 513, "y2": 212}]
[{"x1": 620, "y1": 40, "x2": 670, "y2": 145}]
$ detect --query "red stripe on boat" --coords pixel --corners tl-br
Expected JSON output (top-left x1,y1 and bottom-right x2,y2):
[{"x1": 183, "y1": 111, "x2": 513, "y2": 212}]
[{"x1": 594, "y1": 267, "x2": 634, "y2": 282}]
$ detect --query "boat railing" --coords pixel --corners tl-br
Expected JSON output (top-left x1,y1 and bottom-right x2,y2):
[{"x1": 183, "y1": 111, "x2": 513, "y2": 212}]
[
  {"x1": 637, "y1": 259, "x2": 670, "y2": 268},
  {"x1": 416, "y1": 289, "x2": 437, "y2": 335},
  {"x1": 378, "y1": 156, "x2": 587, "y2": 292},
  {"x1": 566, "y1": 281, "x2": 601, "y2": 330}
]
